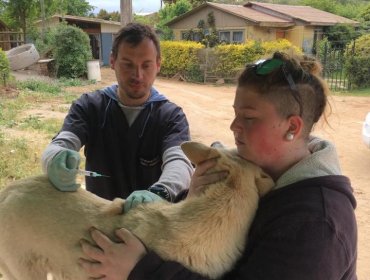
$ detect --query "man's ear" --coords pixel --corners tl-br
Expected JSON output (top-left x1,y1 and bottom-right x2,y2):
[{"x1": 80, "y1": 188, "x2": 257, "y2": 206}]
[
  {"x1": 156, "y1": 57, "x2": 161, "y2": 73},
  {"x1": 181, "y1": 141, "x2": 220, "y2": 165},
  {"x1": 110, "y1": 53, "x2": 115, "y2": 70}
]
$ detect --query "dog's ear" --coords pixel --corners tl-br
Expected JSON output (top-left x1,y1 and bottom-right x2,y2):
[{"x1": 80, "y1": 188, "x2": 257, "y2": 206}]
[
  {"x1": 181, "y1": 141, "x2": 220, "y2": 165},
  {"x1": 255, "y1": 171, "x2": 275, "y2": 197}
]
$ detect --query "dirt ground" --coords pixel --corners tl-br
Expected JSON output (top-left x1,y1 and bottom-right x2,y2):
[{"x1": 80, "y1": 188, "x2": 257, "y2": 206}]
[{"x1": 14, "y1": 67, "x2": 370, "y2": 279}]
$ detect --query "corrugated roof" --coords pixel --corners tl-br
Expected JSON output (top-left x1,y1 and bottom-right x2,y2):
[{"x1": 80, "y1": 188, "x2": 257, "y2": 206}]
[
  {"x1": 246, "y1": 2, "x2": 359, "y2": 25},
  {"x1": 35, "y1": 14, "x2": 121, "y2": 26}
]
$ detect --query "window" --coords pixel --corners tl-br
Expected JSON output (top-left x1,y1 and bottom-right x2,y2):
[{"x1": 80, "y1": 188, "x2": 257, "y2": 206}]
[
  {"x1": 219, "y1": 30, "x2": 244, "y2": 44},
  {"x1": 232, "y1": 31, "x2": 243, "y2": 43},
  {"x1": 219, "y1": 31, "x2": 230, "y2": 43}
]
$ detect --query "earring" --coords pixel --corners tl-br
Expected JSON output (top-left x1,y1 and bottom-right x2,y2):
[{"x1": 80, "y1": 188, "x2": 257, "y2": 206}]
[{"x1": 286, "y1": 132, "x2": 294, "y2": 141}]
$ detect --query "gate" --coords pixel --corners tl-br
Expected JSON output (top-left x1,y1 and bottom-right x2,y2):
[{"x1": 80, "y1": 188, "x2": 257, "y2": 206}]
[{"x1": 317, "y1": 40, "x2": 356, "y2": 91}]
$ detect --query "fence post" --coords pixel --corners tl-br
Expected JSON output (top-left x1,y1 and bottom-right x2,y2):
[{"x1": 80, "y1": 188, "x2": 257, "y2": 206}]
[{"x1": 322, "y1": 42, "x2": 328, "y2": 79}]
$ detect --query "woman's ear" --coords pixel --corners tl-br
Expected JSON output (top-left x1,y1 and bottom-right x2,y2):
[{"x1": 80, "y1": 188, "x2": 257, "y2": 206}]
[{"x1": 286, "y1": 115, "x2": 304, "y2": 139}]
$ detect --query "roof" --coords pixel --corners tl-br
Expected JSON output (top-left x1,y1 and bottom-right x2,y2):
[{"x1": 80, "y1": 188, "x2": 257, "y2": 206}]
[
  {"x1": 166, "y1": 2, "x2": 293, "y2": 27},
  {"x1": 166, "y1": 1, "x2": 358, "y2": 27},
  {"x1": 35, "y1": 14, "x2": 121, "y2": 26},
  {"x1": 246, "y1": 2, "x2": 359, "y2": 26}
]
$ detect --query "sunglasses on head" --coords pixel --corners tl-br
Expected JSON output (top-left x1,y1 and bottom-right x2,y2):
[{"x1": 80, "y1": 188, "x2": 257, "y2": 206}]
[{"x1": 254, "y1": 58, "x2": 302, "y2": 116}]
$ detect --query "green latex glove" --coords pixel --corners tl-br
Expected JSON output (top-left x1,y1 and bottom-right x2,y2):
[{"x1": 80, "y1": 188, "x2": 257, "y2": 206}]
[
  {"x1": 124, "y1": 190, "x2": 163, "y2": 213},
  {"x1": 48, "y1": 149, "x2": 81, "y2": 192}
]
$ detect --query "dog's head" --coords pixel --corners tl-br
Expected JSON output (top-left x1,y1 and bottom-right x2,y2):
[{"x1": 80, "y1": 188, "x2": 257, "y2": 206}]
[{"x1": 181, "y1": 141, "x2": 274, "y2": 197}]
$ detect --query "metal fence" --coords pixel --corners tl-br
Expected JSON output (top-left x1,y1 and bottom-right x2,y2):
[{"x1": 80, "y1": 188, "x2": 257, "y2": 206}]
[{"x1": 316, "y1": 40, "x2": 356, "y2": 92}]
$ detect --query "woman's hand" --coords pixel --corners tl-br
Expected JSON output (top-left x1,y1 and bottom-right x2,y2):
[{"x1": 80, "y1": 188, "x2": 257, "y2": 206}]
[
  {"x1": 187, "y1": 158, "x2": 228, "y2": 198},
  {"x1": 79, "y1": 228, "x2": 147, "y2": 280}
]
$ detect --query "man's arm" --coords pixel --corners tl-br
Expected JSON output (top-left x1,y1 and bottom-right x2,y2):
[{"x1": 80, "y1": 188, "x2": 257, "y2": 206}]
[
  {"x1": 148, "y1": 146, "x2": 194, "y2": 201},
  {"x1": 41, "y1": 130, "x2": 82, "y2": 173}
]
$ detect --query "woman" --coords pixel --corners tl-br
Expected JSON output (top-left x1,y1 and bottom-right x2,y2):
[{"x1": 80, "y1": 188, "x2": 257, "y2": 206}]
[{"x1": 79, "y1": 52, "x2": 357, "y2": 280}]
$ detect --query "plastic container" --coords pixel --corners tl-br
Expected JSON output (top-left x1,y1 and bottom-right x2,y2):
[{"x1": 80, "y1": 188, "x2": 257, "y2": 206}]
[
  {"x1": 362, "y1": 112, "x2": 370, "y2": 149},
  {"x1": 86, "y1": 60, "x2": 101, "y2": 82}
]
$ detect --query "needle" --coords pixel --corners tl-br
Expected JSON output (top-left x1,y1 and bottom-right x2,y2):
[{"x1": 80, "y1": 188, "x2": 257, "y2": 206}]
[{"x1": 77, "y1": 169, "x2": 109, "y2": 178}]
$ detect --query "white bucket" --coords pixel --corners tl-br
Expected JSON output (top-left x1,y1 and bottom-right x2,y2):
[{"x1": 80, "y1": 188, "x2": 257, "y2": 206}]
[
  {"x1": 362, "y1": 112, "x2": 370, "y2": 149},
  {"x1": 87, "y1": 60, "x2": 101, "y2": 82}
]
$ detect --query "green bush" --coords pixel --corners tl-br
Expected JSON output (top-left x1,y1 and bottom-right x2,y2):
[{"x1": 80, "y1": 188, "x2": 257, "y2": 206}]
[
  {"x1": 0, "y1": 48, "x2": 10, "y2": 86},
  {"x1": 160, "y1": 41, "x2": 204, "y2": 81},
  {"x1": 345, "y1": 34, "x2": 370, "y2": 88},
  {"x1": 212, "y1": 39, "x2": 301, "y2": 79},
  {"x1": 51, "y1": 23, "x2": 92, "y2": 78}
]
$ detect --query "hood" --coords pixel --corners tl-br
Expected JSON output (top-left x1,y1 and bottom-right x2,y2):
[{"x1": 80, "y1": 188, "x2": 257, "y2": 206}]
[
  {"x1": 102, "y1": 84, "x2": 168, "y2": 105},
  {"x1": 275, "y1": 136, "x2": 342, "y2": 189}
]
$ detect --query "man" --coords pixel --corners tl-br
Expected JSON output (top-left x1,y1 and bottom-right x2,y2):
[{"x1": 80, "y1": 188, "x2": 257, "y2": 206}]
[{"x1": 42, "y1": 23, "x2": 193, "y2": 211}]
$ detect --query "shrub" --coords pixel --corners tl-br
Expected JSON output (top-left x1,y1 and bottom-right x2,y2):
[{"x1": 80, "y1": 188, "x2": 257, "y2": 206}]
[
  {"x1": 51, "y1": 23, "x2": 92, "y2": 78},
  {"x1": 213, "y1": 42, "x2": 264, "y2": 78},
  {"x1": 345, "y1": 34, "x2": 370, "y2": 88},
  {"x1": 160, "y1": 41, "x2": 204, "y2": 81},
  {"x1": 212, "y1": 39, "x2": 300, "y2": 79},
  {"x1": 0, "y1": 48, "x2": 10, "y2": 86},
  {"x1": 261, "y1": 39, "x2": 302, "y2": 56}
]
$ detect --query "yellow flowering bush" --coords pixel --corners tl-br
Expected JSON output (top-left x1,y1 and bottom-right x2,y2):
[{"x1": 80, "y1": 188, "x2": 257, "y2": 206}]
[
  {"x1": 262, "y1": 39, "x2": 302, "y2": 56},
  {"x1": 160, "y1": 41, "x2": 204, "y2": 81}
]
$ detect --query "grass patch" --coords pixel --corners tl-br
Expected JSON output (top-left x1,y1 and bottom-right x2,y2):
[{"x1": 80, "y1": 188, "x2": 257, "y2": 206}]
[
  {"x1": 19, "y1": 116, "x2": 63, "y2": 136},
  {"x1": 0, "y1": 77, "x2": 89, "y2": 189},
  {"x1": 332, "y1": 87, "x2": 370, "y2": 96},
  {"x1": 17, "y1": 79, "x2": 62, "y2": 95},
  {"x1": 0, "y1": 132, "x2": 43, "y2": 189}
]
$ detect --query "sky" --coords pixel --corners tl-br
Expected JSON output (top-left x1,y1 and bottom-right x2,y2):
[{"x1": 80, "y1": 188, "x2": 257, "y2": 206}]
[{"x1": 88, "y1": 0, "x2": 162, "y2": 14}]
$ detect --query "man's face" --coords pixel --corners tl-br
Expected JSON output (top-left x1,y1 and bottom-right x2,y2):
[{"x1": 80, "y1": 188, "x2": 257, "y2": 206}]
[{"x1": 110, "y1": 38, "x2": 161, "y2": 106}]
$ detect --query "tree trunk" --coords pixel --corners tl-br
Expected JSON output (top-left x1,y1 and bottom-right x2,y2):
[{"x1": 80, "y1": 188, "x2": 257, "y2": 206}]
[{"x1": 120, "y1": 0, "x2": 132, "y2": 27}]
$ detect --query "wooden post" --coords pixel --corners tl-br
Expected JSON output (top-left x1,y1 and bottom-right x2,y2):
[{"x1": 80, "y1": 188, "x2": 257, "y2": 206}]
[{"x1": 120, "y1": 0, "x2": 133, "y2": 27}]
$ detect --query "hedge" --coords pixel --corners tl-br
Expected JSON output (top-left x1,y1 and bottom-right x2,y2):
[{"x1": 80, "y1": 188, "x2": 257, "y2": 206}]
[{"x1": 159, "y1": 39, "x2": 302, "y2": 82}]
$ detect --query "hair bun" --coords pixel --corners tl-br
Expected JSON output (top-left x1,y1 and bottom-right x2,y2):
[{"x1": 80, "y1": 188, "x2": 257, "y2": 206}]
[{"x1": 300, "y1": 55, "x2": 322, "y2": 76}]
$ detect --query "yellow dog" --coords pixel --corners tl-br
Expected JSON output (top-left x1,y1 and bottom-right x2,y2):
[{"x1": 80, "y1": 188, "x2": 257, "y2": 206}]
[{"x1": 0, "y1": 141, "x2": 274, "y2": 280}]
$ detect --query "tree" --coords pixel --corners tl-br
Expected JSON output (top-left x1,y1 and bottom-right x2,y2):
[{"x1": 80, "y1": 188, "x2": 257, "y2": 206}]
[
  {"x1": 61, "y1": 0, "x2": 94, "y2": 16},
  {"x1": 96, "y1": 9, "x2": 111, "y2": 20},
  {"x1": 158, "y1": 0, "x2": 192, "y2": 39},
  {"x1": 0, "y1": 0, "x2": 94, "y2": 41},
  {"x1": 1, "y1": 0, "x2": 38, "y2": 41}
]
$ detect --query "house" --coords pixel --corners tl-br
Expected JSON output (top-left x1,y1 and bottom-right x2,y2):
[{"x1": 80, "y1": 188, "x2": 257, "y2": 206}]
[
  {"x1": 0, "y1": 19, "x2": 23, "y2": 51},
  {"x1": 166, "y1": 1, "x2": 359, "y2": 53},
  {"x1": 35, "y1": 15, "x2": 122, "y2": 65}
]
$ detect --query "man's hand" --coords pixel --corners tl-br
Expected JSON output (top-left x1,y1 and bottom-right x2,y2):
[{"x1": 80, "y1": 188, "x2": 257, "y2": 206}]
[
  {"x1": 124, "y1": 190, "x2": 163, "y2": 213},
  {"x1": 47, "y1": 149, "x2": 80, "y2": 191},
  {"x1": 187, "y1": 158, "x2": 228, "y2": 198},
  {"x1": 79, "y1": 228, "x2": 147, "y2": 280}
]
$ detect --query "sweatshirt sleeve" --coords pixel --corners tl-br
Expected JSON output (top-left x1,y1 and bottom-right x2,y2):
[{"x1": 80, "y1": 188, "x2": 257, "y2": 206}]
[
  {"x1": 128, "y1": 251, "x2": 210, "y2": 280},
  {"x1": 148, "y1": 146, "x2": 194, "y2": 202}
]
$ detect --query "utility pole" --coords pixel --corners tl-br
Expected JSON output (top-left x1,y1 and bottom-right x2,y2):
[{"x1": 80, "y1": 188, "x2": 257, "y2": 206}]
[
  {"x1": 120, "y1": 0, "x2": 132, "y2": 27},
  {"x1": 40, "y1": 0, "x2": 46, "y2": 42}
]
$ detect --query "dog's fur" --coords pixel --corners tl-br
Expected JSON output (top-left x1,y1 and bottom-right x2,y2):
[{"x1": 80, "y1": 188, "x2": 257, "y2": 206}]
[{"x1": 0, "y1": 141, "x2": 274, "y2": 280}]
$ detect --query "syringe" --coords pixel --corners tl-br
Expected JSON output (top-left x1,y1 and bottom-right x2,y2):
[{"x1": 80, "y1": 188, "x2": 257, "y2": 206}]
[{"x1": 77, "y1": 169, "x2": 109, "y2": 178}]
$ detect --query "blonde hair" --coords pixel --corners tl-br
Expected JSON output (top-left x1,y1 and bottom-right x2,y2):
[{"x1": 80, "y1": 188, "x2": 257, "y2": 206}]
[{"x1": 238, "y1": 52, "x2": 330, "y2": 137}]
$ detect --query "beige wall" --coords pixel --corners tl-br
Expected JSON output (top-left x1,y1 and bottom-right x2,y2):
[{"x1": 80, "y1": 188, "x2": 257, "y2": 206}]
[
  {"x1": 284, "y1": 25, "x2": 315, "y2": 52},
  {"x1": 170, "y1": 7, "x2": 316, "y2": 51},
  {"x1": 171, "y1": 7, "x2": 250, "y2": 41},
  {"x1": 101, "y1": 23, "x2": 121, "y2": 33}
]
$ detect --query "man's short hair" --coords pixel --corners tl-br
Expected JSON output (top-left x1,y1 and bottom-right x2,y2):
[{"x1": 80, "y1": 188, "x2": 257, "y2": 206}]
[{"x1": 111, "y1": 23, "x2": 161, "y2": 59}]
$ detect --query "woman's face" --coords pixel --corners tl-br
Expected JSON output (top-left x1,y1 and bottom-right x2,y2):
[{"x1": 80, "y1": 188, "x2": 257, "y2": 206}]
[{"x1": 230, "y1": 85, "x2": 291, "y2": 174}]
